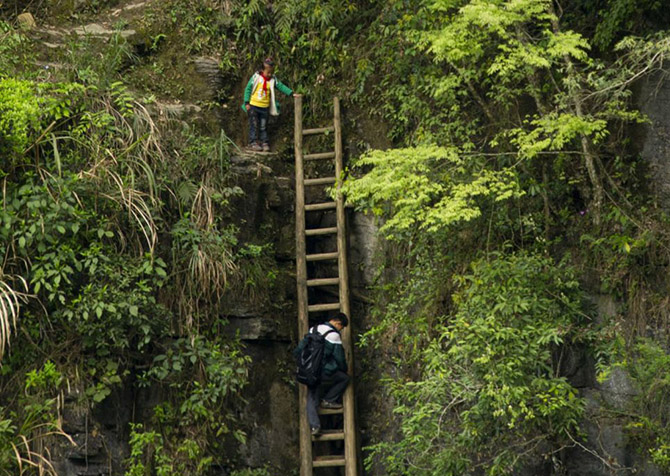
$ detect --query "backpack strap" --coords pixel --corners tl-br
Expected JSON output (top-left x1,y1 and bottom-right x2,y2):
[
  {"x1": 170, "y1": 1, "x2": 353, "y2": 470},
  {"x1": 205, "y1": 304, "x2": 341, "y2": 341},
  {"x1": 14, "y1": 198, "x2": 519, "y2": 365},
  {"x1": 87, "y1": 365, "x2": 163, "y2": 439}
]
[
  {"x1": 310, "y1": 323, "x2": 340, "y2": 339},
  {"x1": 323, "y1": 322, "x2": 340, "y2": 334},
  {"x1": 311, "y1": 325, "x2": 338, "y2": 339}
]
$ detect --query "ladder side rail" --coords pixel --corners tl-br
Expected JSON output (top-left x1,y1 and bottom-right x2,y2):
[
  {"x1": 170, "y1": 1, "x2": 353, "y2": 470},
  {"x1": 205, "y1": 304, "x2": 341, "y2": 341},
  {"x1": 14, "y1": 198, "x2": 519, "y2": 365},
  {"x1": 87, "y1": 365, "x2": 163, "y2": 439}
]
[
  {"x1": 334, "y1": 97, "x2": 358, "y2": 476},
  {"x1": 294, "y1": 95, "x2": 313, "y2": 476}
]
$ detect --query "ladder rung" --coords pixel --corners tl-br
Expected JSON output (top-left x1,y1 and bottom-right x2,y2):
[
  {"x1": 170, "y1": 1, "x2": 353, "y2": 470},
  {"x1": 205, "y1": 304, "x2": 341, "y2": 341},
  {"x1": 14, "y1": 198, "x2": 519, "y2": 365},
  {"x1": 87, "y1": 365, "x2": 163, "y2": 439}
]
[
  {"x1": 303, "y1": 127, "x2": 334, "y2": 136},
  {"x1": 318, "y1": 407, "x2": 344, "y2": 415},
  {"x1": 307, "y1": 278, "x2": 339, "y2": 287},
  {"x1": 313, "y1": 430, "x2": 345, "y2": 442},
  {"x1": 313, "y1": 455, "x2": 346, "y2": 467},
  {"x1": 304, "y1": 152, "x2": 336, "y2": 161},
  {"x1": 304, "y1": 176, "x2": 336, "y2": 186},
  {"x1": 305, "y1": 227, "x2": 337, "y2": 236},
  {"x1": 306, "y1": 252, "x2": 339, "y2": 262},
  {"x1": 305, "y1": 202, "x2": 336, "y2": 212},
  {"x1": 308, "y1": 303, "x2": 341, "y2": 312}
]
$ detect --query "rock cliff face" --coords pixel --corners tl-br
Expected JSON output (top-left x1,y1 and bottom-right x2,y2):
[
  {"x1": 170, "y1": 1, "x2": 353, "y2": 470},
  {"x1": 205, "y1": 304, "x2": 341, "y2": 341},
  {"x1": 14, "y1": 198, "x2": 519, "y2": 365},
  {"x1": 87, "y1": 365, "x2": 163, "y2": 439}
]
[
  {"x1": 17, "y1": 2, "x2": 300, "y2": 470},
  {"x1": 46, "y1": 148, "x2": 301, "y2": 474},
  {"x1": 640, "y1": 74, "x2": 670, "y2": 206},
  {"x1": 534, "y1": 76, "x2": 670, "y2": 476},
  {"x1": 559, "y1": 295, "x2": 660, "y2": 476}
]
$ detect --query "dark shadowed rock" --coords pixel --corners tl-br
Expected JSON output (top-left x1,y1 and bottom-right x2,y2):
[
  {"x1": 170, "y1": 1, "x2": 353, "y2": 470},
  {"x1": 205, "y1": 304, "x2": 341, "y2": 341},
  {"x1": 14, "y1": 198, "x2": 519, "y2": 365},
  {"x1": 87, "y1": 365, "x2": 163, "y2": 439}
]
[
  {"x1": 349, "y1": 212, "x2": 381, "y2": 286},
  {"x1": 639, "y1": 74, "x2": 670, "y2": 206},
  {"x1": 599, "y1": 367, "x2": 639, "y2": 409},
  {"x1": 192, "y1": 56, "x2": 224, "y2": 100}
]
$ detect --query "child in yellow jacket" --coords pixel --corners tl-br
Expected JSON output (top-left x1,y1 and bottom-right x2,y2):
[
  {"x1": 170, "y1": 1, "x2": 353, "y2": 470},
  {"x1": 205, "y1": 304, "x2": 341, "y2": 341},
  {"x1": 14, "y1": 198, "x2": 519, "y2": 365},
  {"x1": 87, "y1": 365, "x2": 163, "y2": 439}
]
[{"x1": 242, "y1": 58, "x2": 294, "y2": 152}]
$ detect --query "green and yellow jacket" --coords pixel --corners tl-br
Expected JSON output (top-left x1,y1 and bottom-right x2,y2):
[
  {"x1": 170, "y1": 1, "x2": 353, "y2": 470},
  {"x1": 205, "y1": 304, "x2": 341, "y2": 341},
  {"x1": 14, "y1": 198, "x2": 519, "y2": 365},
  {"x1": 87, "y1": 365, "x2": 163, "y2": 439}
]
[{"x1": 241, "y1": 71, "x2": 293, "y2": 116}]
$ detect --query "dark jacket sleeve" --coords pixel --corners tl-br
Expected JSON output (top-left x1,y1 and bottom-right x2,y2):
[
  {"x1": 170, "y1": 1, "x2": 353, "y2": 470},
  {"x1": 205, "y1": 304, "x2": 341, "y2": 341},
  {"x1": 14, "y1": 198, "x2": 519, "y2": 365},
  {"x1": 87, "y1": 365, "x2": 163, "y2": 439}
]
[
  {"x1": 323, "y1": 331, "x2": 347, "y2": 374},
  {"x1": 332, "y1": 343, "x2": 347, "y2": 372}
]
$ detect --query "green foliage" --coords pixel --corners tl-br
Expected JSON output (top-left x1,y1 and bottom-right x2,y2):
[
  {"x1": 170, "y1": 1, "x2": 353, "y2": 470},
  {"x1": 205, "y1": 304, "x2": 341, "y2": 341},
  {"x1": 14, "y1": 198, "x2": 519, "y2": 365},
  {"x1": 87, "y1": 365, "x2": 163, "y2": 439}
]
[
  {"x1": 134, "y1": 0, "x2": 238, "y2": 99},
  {"x1": 62, "y1": 251, "x2": 169, "y2": 353},
  {"x1": 231, "y1": 243, "x2": 279, "y2": 304},
  {"x1": 86, "y1": 360, "x2": 127, "y2": 403},
  {"x1": 137, "y1": 0, "x2": 358, "y2": 112},
  {"x1": 170, "y1": 217, "x2": 238, "y2": 322},
  {"x1": 1, "y1": 0, "x2": 670, "y2": 473},
  {"x1": 591, "y1": 339, "x2": 670, "y2": 472},
  {"x1": 344, "y1": 145, "x2": 522, "y2": 237},
  {"x1": 0, "y1": 361, "x2": 67, "y2": 475},
  {"x1": 270, "y1": 0, "x2": 357, "y2": 104},
  {"x1": 0, "y1": 26, "x2": 267, "y2": 470},
  {"x1": 126, "y1": 420, "x2": 234, "y2": 476},
  {"x1": 130, "y1": 336, "x2": 250, "y2": 474},
  {"x1": 347, "y1": 1, "x2": 461, "y2": 144},
  {"x1": 511, "y1": 114, "x2": 608, "y2": 160},
  {"x1": 344, "y1": 13, "x2": 670, "y2": 472},
  {"x1": 24, "y1": 360, "x2": 62, "y2": 392},
  {"x1": 0, "y1": 414, "x2": 18, "y2": 474},
  {"x1": 1, "y1": 159, "x2": 169, "y2": 357},
  {"x1": 357, "y1": 238, "x2": 460, "y2": 372},
  {"x1": 143, "y1": 336, "x2": 249, "y2": 430},
  {"x1": 592, "y1": 0, "x2": 668, "y2": 50},
  {"x1": 341, "y1": 11, "x2": 670, "y2": 474},
  {"x1": 126, "y1": 423, "x2": 187, "y2": 476},
  {"x1": 61, "y1": 33, "x2": 136, "y2": 88},
  {"x1": 229, "y1": 468, "x2": 271, "y2": 476},
  {"x1": 142, "y1": 0, "x2": 228, "y2": 55},
  {"x1": 0, "y1": 22, "x2": 35, "y2": 79},
  {"x1": 369, "y1": 254, "x2": 587, "y2": 475},
  {"x1": 348, "y1": 0, "x2": 670, "y2": 230},
  {"x1": 0, "y1": 79, "x2": 41, "y2": 156}
]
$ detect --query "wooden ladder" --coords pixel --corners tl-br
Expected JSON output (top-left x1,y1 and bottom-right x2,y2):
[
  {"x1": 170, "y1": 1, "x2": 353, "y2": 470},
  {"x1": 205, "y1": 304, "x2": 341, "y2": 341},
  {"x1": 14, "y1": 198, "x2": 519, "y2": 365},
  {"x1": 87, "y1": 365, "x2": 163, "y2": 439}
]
[{"x1": 294, "y1": 95, "x2": 358, "y2": 476}]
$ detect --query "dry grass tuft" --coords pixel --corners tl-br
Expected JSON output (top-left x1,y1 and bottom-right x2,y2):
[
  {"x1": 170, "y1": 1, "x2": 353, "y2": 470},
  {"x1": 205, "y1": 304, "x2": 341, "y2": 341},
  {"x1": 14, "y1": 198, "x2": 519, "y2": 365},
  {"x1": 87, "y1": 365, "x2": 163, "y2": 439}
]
[{"x1": 0, "y1": 275, "x2": 29, "y2": 361}]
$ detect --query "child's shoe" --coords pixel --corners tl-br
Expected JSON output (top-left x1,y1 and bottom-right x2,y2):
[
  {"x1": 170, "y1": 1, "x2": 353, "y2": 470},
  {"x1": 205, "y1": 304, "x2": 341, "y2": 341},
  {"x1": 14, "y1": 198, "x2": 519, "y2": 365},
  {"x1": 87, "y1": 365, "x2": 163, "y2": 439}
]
[
  {"x1": 262, "y1": 143, "x2": 270, "y2": 152},
  {"x1": 248, "y1": 143, "x2": 262, "y2": 152}
]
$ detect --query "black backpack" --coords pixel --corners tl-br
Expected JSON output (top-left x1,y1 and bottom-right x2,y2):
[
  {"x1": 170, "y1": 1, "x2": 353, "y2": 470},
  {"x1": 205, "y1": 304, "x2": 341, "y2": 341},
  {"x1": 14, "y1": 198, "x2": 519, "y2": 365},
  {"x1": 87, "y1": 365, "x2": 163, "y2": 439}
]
[{"x1": 295, "y1": 326, "x2": 336, "y2": 387}]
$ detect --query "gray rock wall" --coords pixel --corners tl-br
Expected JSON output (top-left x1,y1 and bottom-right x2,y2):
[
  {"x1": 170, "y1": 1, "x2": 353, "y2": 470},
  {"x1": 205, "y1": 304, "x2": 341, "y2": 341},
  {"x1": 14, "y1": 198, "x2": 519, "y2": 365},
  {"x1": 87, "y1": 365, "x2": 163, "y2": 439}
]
[
  {"x1": 639, "y1": 73, "x2": 670, "y2": 204},
  {"x1": 49, "y1": 152, "x2": 302, "y2": 474}
]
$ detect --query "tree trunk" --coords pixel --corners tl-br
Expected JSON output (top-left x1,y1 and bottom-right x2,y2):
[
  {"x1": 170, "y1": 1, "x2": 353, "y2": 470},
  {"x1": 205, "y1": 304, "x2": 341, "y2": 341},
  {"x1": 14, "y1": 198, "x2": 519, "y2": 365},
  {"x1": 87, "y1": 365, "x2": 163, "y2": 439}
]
[{"x1": 549, "y1": 5, "x2": 604, "y2": 225}]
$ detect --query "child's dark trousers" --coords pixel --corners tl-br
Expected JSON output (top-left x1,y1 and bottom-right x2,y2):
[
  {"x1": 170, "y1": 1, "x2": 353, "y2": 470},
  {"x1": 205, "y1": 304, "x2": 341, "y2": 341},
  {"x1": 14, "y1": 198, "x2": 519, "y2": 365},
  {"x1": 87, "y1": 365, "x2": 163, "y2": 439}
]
[{"x1": 248, "y1": 105, "x2": 269, "y2": 145}]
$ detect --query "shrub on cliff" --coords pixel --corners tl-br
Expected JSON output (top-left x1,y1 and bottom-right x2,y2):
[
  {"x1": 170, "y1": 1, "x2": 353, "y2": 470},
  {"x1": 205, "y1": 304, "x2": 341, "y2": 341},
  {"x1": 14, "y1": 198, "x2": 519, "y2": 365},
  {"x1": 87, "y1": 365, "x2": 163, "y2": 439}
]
[{"x1": 368, "y1": 254, "x2": 587, "y2": 475}]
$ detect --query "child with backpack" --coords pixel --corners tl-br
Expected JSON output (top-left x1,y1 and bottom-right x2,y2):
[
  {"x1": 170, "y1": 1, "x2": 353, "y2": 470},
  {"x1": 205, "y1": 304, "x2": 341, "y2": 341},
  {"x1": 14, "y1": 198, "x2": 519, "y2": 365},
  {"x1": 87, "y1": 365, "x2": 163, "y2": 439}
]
[
  {"x1": 294, "y1": 313, "x2": 350, "y2": 435},
  {"x1": 242, "y1": 57, "x2": 295, "y2": 152}
]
